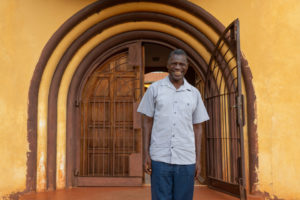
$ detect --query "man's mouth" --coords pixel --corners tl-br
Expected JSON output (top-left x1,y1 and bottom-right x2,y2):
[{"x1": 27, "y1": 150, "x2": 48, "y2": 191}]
[{"x1": 174, "y1": 71, "x2": 182, "y2": 76}]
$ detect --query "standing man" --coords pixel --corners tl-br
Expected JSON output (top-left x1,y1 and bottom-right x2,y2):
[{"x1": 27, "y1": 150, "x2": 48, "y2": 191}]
[{"x1": 137, "y1": 49, "x2": 209, "y2": 200}]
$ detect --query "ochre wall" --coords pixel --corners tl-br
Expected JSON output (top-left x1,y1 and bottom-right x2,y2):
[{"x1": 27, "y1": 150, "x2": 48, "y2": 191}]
[
  {"x1": 190, "y1": 0, "x2": 300, "y2": 199},
  {"x1": 0, "y1": 0, "x2": 299, "y2": 199},
  {"x1": 0, "y1": 0, "x2": 94, "y2": 198}
]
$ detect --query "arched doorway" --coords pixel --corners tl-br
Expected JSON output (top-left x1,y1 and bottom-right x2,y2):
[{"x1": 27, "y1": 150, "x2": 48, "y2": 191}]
[{"x1": 27, "y1": 1, "x2": 257, "y2": 199}]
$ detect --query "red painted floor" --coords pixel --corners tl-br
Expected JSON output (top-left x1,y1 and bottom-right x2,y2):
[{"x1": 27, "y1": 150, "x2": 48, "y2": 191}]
[{"x1": 20, "y1": 186, "x2": 238, "y2": 200}]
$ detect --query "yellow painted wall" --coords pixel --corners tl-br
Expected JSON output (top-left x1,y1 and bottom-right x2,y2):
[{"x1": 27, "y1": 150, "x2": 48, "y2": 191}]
[
  {"x1": 0, "y1": 0, "x2": 94, "y2": 198},
  {"x1": 0, "y1": 0, "x2": 300, "y2": 199},
  {"x1": 190, "y1": 0, "x2": 300, "y2": 199}
]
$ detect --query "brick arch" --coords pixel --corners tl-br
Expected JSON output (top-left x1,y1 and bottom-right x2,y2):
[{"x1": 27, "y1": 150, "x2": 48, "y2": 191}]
[{"x1": 27, "y1": 0, "x2": 257, "y2": 194}]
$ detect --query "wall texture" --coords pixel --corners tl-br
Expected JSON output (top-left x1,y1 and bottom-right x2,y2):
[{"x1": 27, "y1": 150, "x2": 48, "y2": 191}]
[
  {"x1": 0, "y1": 0, "x2": 94, "y2": 198},
  {"x1": 0, "y1": 0, "x2": 299, "y2": 199},
  {"x1": 191, "y1": 0, "x2": 300, "y2": 199}
]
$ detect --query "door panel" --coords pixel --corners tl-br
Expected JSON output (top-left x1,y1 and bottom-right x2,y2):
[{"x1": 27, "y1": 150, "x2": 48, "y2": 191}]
[
  {"x1": 204, "y1": 19, "x2": 247, "y2": 199},
  {"x1": 77, "y1": 43, "x2": 143, "y2": 186}
]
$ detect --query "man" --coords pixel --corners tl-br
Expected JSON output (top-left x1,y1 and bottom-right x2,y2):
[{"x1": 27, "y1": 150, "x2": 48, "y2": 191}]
[{"x1": 137, "y1": 49, "x2": 209, "y2": 200}]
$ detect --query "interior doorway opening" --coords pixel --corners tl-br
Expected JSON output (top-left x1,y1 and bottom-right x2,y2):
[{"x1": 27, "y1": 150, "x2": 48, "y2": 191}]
[{"x1": 144, "y1": 43, "x2": 202, "y2": 90}]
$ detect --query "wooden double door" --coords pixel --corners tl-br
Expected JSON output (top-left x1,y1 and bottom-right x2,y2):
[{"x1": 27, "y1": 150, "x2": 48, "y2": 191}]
[{"x1": 76, "y1": 44, "x2": 143, "y2": 186}]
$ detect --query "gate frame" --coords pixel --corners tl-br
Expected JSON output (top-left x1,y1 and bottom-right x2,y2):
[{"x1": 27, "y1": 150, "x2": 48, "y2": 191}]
[{"x1": 204, "y1": 19, "x2": 247, "y2": 199}]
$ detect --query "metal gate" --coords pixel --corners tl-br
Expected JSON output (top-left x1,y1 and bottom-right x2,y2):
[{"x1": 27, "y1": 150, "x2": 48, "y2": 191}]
[
  {"x1": 204, "y1": 19, "x2": 247, "y2": 199},
  {"x1": 76, "y1": 45, "x2": 144, "y2": 186}
]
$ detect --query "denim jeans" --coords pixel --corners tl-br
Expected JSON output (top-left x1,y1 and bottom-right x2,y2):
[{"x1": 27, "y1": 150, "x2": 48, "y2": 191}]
[{"x1": 151, "y1": 160, "x2": 196, "y2": 200}]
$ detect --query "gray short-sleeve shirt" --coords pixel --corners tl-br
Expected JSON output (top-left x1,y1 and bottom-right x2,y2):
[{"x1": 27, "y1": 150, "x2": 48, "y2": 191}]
[{"x1": 137, "y1": 76, "x2": 209, "y2": 164}]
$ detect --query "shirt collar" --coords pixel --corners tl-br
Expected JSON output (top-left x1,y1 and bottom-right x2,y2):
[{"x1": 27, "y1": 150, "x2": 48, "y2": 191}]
[{"x1": 160, "y1": 75, "x2": 192, "y2": 91}]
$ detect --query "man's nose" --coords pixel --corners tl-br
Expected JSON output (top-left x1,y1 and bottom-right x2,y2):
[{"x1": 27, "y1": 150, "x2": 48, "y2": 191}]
[{"x1": 174, "y1": 63, "x2": 181, "y2": 69}]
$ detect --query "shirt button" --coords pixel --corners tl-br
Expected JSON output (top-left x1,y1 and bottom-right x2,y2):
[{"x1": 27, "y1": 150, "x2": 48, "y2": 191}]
[
  {"x1": 174, "y1": 112, "x2": 176, "y2": 114},
  {"x1": 171, "y1": 146, "x2": 174, "y2": 149},
  {"x1": 172, "y1": 134, "x2": 175, "y2": 137},
  {"x1": 174, "y1": 101, "x2": 177, "y2": 103},
  {"x1": 173, "y1": 123, "x2": 176, "y2": 126}
]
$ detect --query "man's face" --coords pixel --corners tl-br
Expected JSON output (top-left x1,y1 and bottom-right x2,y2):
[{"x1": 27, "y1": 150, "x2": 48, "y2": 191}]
[{"x1": 167, "y1": 54, "x2": 188, "y2": 82}]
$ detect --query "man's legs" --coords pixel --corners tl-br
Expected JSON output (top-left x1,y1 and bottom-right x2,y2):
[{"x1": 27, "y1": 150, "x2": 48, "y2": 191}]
[
  {"x1": 173, "y1": 164, "x2": 195, "y2": 200},
  {"x1": 151, "y1": 160, "x2": 173, "y2": 200}
]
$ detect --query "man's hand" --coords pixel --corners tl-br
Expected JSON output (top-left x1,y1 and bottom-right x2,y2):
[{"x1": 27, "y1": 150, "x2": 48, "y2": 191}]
[
  {"x1": 195, "y1": 162, "x2": 201, "y2": 178},
  {"x1": 144, "y1": 154, "x2": 152, "y2": 175}
]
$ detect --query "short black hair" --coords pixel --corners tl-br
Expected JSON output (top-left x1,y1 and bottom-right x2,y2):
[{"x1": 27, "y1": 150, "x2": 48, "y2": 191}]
[{"x1": 168, "y1": 49, "x2": 187, "y2": 64}]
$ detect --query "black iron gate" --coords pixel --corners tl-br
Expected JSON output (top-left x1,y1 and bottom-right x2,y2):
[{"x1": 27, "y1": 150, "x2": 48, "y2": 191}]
[{"x1": 204, "y1": 19, "x2": 247, "y2": 199}]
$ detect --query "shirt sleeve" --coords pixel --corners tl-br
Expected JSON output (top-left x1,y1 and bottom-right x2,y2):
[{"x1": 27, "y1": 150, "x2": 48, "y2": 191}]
[
  {"x1": 192, "y1": 90, "x2": 210, "y2": 124},
  {"x1": 137, "y1": 85, "x2": 155, "y2": 117}
]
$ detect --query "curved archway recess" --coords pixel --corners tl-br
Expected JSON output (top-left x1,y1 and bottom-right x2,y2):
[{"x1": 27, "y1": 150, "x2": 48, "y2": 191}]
[{"x1": 27, "y1": 0, "x2": 257, "y2": 194}]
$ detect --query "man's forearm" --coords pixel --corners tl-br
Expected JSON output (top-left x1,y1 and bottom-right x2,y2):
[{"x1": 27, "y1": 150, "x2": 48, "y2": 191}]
[
  {"x1": 193, "y1": 123, "x2": 203, "y2": 163},
  {"x1": 142, "y1": 115, "x2": 153, "y2": 157}
]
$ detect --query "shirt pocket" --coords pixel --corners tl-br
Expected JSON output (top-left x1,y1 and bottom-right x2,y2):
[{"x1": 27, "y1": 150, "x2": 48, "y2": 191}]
[{"x1": 179, "y1": 98, "x2": 193, "y2": 119}]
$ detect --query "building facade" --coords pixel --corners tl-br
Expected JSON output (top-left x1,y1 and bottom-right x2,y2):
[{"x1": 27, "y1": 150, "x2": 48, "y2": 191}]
[{"x1": 0, "y1": 0, "x2": 300, "y2": 199}]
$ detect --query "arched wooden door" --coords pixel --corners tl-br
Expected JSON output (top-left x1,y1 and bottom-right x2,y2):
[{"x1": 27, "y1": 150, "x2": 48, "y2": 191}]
[
  {"x1": 205, "y1": 19, "x2": 247, "y2": 199},
  {"x1": 76, "y1": 43, "x2": 143, "y2": 186}
]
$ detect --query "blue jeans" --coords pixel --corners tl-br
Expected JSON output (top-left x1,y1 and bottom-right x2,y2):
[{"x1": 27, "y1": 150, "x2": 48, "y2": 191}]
[{"x1": 151, "y1": 160, "x2": 196, "y2": 200}]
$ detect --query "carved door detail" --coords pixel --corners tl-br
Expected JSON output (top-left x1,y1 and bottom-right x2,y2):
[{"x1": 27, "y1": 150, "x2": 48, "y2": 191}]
[{"x1": 77, "y1": 44, "x2": 143, "y2": 186}]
